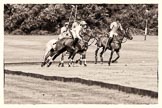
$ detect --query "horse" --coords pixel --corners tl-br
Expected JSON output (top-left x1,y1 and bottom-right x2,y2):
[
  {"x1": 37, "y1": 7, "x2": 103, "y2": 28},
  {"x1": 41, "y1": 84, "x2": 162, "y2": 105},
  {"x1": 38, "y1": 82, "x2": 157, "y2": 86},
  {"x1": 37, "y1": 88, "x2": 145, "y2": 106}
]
[
  {"x1": 42, "y1": 28, "x2": 96, "y2": 67},
  {"x1": 58, "y1": 48, "x2": 86, "y2": 67},
  {"x1": 66, "y1": 28, "x2": 97, "y2": 67},
  {"x1": 95, "y1": 28, "x2": 133, "y2": 66}
]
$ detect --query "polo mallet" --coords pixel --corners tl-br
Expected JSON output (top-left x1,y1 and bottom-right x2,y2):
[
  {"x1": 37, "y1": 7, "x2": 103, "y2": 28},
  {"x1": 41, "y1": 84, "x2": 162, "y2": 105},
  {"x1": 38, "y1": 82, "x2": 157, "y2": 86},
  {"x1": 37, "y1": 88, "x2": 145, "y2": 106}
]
[
  {"x1": 74, "y1": 5, "x2": 77, "y2": 22},
  {"x1": 68, "y1": 5, "x2": 75, "y2": 23}
]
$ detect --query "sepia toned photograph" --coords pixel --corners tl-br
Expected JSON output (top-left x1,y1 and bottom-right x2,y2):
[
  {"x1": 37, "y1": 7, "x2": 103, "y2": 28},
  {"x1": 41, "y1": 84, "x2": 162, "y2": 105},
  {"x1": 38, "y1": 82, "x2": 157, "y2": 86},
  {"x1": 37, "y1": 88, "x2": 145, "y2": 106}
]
[{"x1": 3, "y1": 3, "x2": 158, "y2": 104}]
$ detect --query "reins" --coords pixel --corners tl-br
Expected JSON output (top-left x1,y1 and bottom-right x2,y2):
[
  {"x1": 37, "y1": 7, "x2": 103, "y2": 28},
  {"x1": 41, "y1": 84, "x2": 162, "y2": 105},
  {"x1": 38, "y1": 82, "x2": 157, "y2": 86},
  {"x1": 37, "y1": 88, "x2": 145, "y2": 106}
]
[
  {"x1": 121, "y1": 37, "x2": 127, "y2": 43},
  {"x1": 81, "y1": 30, "x2": 98, "y2": 47},
  {"x1": 88, "y1": 38, "x2": 95, "y2": 46}
]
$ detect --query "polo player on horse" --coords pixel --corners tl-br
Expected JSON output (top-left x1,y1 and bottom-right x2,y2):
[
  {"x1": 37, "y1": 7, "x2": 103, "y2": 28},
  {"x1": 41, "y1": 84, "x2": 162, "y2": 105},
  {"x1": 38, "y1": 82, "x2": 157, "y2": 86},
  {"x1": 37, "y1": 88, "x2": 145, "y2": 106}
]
[
  {"x1": 70, "y1": 20, "x2": 87, "y2": 49},
  {"x1": 107, "y1": 18, "x2": 125, "y2": 49},
  {"x1": 58, "y1": 22, "x2": 71, "y2": 40}
]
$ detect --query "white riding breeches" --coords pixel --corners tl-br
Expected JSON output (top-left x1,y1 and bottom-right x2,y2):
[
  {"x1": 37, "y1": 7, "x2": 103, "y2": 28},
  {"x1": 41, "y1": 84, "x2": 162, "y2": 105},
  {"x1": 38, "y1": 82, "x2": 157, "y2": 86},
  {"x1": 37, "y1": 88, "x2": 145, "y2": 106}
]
[{"x1": 109, "y1": 31, "x2": 118, "y2": 38}]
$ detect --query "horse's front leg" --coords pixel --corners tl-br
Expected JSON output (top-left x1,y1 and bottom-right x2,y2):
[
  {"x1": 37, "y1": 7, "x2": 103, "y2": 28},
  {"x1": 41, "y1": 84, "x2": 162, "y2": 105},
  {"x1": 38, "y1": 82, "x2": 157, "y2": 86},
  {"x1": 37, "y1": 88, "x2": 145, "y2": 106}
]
[
  {"x1": 112, "y1": 50, "x2": 120, "y2": 63},
  {"x1": 68, "y1": 50, "x2": 77, "y2": 67},
  {"x1": 82, "y1": 51, "x2": 87, "y2": 66},
  {"x1": 95, "y1": 47, "x2": 100, "y2": 64},
  {"x1": 108, "y1": 50, "x2": 114, "y2": 66},
  {"x1": 58, "y1": 53, "x2": 64, "y2": 67},
  {"x1": 71, "y1": 50, "x2": 78, "y2": 67},
  {"x1": 100, "y1": 47, "x2": 105, "y2": 64}
]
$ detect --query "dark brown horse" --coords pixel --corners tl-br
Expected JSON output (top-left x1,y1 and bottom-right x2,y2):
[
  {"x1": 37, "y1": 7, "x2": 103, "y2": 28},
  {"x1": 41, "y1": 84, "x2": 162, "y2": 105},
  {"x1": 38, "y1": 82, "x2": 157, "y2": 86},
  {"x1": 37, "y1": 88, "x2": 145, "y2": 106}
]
[
  {"x1": 41, "y1": 28, "x2": 96, "y2": 67},
  {"x1": 60, "y1": 28, "x2": 96, "y2": 67},
  {"x1": 95, "y1": 28, "x2": 133, "y2": 66}
]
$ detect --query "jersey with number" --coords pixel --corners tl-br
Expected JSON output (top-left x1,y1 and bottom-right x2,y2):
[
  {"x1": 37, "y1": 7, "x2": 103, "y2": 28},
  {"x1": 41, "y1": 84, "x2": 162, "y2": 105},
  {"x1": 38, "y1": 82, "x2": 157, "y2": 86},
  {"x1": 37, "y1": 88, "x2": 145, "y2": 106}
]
[{"x1": 110, "y1": 22, "x2": 123, "y2": 33}]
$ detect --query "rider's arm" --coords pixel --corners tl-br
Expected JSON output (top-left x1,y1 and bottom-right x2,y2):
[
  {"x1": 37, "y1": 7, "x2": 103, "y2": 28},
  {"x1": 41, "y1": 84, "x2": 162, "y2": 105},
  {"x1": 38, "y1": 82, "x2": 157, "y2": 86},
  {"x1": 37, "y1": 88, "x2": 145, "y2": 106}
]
[
  {"x1": 76, "y1": 27, "x2": 82, "y2": 40},
  {"x1": 119, "y1": 23, "x2": 124, "y2": 31},
  {"x1": 110, "y1": 22, "x2": 114, "y2": 30},
  {"x1": 119, "y1": 23, "x2": 125, "y2": 34},
  {"x1": 60, "y1": 27, "x2": 66, "y2": 35}
]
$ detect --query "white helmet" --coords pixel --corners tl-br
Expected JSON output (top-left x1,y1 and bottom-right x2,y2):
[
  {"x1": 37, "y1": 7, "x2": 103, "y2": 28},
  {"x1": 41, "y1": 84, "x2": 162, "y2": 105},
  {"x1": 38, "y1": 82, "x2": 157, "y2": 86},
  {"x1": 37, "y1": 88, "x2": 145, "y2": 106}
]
[
  {"x1": 65, "y1": 22, "x2": 69, "y2": 26},
  {"x1": 80, "y1": 21, "x2": 87, "y2": 25}
]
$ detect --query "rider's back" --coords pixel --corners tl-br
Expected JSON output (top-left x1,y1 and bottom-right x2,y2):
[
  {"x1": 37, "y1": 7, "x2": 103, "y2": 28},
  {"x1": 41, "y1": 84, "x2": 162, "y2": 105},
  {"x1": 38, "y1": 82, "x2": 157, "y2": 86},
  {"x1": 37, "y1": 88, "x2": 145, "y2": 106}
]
[{"x1": 110, "y1": 21, "x2": 123, "y2": 33}]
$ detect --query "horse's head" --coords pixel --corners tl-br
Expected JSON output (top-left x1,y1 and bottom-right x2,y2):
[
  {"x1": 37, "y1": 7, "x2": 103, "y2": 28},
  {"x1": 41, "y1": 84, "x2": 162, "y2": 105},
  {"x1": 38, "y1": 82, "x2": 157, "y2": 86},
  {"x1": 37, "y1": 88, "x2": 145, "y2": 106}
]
[
  {"x1": 81, "y1": 28, "x2": 96, "y2": 42},
  {"x1": 124, "y1": 28, "x2": 133, "y2": 40},
  {"x1": 79, "y1": 28, "x2": 97, "y2": 49}
]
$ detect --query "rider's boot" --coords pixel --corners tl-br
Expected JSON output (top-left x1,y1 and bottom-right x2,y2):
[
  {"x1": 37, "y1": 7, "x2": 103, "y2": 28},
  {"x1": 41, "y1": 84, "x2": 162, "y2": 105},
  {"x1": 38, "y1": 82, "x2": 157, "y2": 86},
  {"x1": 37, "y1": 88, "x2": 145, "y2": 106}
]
[
  {"x1": 73, "y1": 38, "x2": 79, "y2": 49},
  {"x1": 72, "y1": 38, "x2": 79, "y2": 51},
  {"x1": 107, "y1": 37, "x2": 113, "y2": 49}
]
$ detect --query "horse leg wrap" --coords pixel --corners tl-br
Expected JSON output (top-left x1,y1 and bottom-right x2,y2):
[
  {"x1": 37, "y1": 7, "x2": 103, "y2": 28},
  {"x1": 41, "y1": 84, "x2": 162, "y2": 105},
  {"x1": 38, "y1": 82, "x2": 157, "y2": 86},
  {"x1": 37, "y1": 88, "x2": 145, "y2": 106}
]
[{"x1": 83, "y1": 59, "x2": 87, "y2": 66}]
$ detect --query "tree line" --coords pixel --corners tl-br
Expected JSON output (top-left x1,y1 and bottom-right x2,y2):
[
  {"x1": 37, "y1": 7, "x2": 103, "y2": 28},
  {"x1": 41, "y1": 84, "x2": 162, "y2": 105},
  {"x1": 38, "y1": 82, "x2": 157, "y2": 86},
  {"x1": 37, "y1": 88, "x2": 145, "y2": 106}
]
[{"x1": 4, "y1": 4, "x2": 158, "y2": 35}]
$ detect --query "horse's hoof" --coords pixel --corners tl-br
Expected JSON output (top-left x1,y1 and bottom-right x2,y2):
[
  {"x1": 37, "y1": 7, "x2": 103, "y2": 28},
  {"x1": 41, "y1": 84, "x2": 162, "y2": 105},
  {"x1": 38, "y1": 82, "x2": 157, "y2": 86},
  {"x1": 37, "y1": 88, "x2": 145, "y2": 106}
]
[
  {"x1": 94, "y1": 61, "x2": 97, "y2": 64},
  {"x1": 47, "y1": 62, "x2": 52, "y2": 67},
  {"x1": 41, "y1": 62, "x2": 45, "y2": 67},
  {"x1": 84, "y1": 64, "x2": 87, "y2": 67},
  {"x1": 112, "y1": 60, "x2": 118, "y2": 63},
  {"x1": 61, "y1": 64, "x2": 64, "y2": 67},
  {"x1": 58, "y1": 63, "x2": 61, "y2": 67},
  {"x1": 108, "y1": 62, "x2": 111, "y2": 66},
  {"x1": 79, "y1": 61, "x2": 82, "y2": 65},
  {"x1": 76, "y1": 60, "x2": 79, "y2": 63}
]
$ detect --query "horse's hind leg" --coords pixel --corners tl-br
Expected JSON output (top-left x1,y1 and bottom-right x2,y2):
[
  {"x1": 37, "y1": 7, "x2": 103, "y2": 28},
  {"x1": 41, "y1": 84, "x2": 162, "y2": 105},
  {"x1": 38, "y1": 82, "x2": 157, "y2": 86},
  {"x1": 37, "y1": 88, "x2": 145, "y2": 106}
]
[
  {"x1": 108, "y1": 50, "x2": 114, "y2": 66},
  {"x1": 82, "y1": 51, "x2": 87, "y2": 66},
  {"x1": 100, "y1": 47, "x2": 105, "y2": 64},
  {"x1": 68, "y1": 50, "x2": 77, "y2": 67},
  {"x1": 47, "y1": 49, "x2": 64, "y2": 67},
  {"x1": 76, "y1": 54, "x2": 83, "y2": 65},
  {"x1": 68, "y1": 52, "x2": 74, "y2": 67},
  {"x1": 95, "y1": 47, "x2": 100, "y2": 64},
  {"x1": 112, "y1": 50, "x2": 120, "y2": 63}
]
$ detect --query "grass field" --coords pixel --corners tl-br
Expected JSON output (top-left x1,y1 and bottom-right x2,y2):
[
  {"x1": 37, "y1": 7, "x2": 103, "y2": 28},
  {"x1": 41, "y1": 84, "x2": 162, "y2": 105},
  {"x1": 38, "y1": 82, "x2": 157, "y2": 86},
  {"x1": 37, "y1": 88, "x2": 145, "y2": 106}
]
[
  {"x1": 4, "y1": 35, "x2": 158, "y2": 104},
  {"x1": 4, "y1": 35, "x2": 158, "y2": 63}
]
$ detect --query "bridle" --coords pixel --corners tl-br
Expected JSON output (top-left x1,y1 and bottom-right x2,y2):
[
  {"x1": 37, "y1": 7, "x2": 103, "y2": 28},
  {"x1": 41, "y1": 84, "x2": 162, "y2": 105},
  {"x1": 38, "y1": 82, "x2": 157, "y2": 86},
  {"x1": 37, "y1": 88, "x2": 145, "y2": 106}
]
[
  {"x1": 121, "y1": 37, "x2": 127, "y2": 43},
  {"x1": 120, "y1": 28, "x2": 132, "y2": 43},
  {"x1": 81, "y1": 29, "x2": 98, "y2": 46}
]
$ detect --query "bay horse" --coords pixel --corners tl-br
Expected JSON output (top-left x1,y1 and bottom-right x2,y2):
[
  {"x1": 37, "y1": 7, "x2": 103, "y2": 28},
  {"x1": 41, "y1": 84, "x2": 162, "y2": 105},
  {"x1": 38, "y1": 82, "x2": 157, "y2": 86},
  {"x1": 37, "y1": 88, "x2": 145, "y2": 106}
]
[
  {"x1": 95, "y1": 28, "x2": 133, "y2": 66},
  {"x1": 66, "y1": 28, "x2": 96, "y2": 67},
  {"x1": 41, "y1": 28, "x2": 96, "y2": 67}
]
